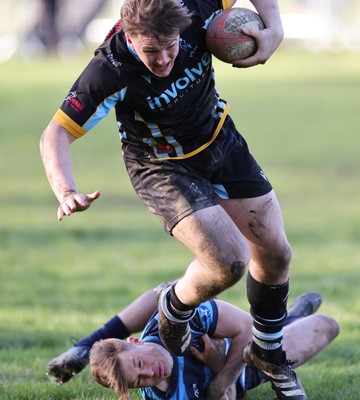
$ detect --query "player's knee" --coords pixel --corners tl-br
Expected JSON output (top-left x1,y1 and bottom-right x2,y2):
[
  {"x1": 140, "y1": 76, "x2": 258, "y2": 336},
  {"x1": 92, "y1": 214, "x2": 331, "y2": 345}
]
[
  {"x1": 207, "y1": 264, "x2": 245, "y2": 298},
  {"x1": 329, "y1": 317, "x2": 340, "y2": 339},
  {"x1": 269, "y1": 241, "x2": 292, "y2": 272},
  {"x1": 220, "y1": 257, "x2": 247, "y2": 288},
  {"x1": 319, "y1": 314, "x2": 340, "y2": 340},
  {"x1": 279, "y1": 241, "x2": 292, "y2": 268},
  {"x1": 256, "y1": 241, "x2": 291, "y2": 282},
  {"x1": 229, "y1": 259, "x2": 247, "y2": 283},
  {"x1": 195, "y1": 256, "x2": 247, "y2": 300}
]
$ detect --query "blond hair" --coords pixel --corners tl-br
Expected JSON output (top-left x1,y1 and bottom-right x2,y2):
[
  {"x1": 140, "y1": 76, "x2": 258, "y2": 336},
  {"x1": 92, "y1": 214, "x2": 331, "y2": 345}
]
[{"x1": 90, "y1": 339, "x2": 131, "y2": 400}]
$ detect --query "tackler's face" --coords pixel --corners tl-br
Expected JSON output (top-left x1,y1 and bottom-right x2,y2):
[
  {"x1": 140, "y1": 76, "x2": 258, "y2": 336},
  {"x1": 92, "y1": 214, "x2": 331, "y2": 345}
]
[
  {"x1": 119, "y1": 338, "x2": 174, "y2": 389},
  {"x1": 126, "y1": 33, "x2": 180, "y2": 77}
]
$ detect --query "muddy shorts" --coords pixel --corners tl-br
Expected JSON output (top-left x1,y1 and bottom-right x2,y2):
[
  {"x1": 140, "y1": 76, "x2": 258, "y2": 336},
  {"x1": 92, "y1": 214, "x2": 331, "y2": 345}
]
[{"x1": 124, "y1": 116, "x2": 272, "y2": 233}]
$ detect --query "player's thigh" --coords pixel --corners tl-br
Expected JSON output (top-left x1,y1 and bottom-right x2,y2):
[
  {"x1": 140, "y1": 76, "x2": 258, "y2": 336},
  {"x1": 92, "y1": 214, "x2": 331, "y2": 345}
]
[
  {"x1": 172, "y1": 204, "x2": 250, "y2": 268},
  {"x1": 218, "y1": 190, "x2": 288, "y2": 248},
  {"x1": 124, "y1": 157, "x2": 217, "y2": 233}
]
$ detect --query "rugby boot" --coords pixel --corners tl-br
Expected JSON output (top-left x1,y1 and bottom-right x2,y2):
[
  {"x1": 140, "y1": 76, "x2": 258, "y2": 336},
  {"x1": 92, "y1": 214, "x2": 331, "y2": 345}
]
[
  {"x1": 47, "y1": 344, "x2": 90, "y2": 384},
  {"x1": 155, "y1": 282, "x2": 195, "y2": 356},
  {"x1": 287, "y1": 292, "x2": 322, "y2": 320},
  {"x1": 243, "y1": 342, "x2": 307, "y2": 400}
]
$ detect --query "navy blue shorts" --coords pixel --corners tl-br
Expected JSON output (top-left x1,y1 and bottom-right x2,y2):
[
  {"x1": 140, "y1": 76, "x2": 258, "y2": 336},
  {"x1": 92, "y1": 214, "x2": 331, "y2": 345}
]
[
  {"x1": 124, "y1": 115, "x2": 272, "y2": 233},
  {"x1": 236, "y1": 365, "x2": 268, "y2": 398}
]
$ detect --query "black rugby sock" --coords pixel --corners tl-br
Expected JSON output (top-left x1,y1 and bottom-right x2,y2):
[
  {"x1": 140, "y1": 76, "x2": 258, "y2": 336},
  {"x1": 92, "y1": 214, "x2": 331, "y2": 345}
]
[
  {"x1": 247, "y1": 272, "x2": 288, "y2": 365},
  {"x1": 167, "y1": 284, "x2": 195, "y2": 321},
  {"x1": 75, "y1": 315, "x2": 130, "y2": 347}
]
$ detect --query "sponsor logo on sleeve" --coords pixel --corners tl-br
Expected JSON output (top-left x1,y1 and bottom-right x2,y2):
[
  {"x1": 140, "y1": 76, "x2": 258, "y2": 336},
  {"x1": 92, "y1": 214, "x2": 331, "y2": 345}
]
[{"x1": 65, "y1": 92, "x2": 84, "y2": 113}]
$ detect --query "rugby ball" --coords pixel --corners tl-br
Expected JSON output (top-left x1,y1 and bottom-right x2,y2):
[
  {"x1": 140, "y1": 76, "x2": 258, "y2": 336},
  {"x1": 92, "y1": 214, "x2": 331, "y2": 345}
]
[{"x1": 206, "y1": 8, "x2": 265, "y2": 63}]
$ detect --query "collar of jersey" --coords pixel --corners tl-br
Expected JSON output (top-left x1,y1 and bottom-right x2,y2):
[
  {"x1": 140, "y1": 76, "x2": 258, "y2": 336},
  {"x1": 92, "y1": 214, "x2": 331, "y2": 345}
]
[{"x1": 126, "y1": 40, "x2": 141, "y2": 62}]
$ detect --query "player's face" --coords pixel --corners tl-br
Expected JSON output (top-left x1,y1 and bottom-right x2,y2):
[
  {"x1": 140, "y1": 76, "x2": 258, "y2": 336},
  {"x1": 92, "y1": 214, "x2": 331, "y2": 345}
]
[
  {"x1": 119, "y1": 341, "x2": 173, "y2": 388},
  {"x1": 126, "y1": 33, "x2": 180, "y2": 77}
]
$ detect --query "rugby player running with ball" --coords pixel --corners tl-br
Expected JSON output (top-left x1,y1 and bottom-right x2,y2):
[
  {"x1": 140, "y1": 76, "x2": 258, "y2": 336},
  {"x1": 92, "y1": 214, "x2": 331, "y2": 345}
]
[{"x1": 40, "y1": 0, "x2": 305, "y2": 398}]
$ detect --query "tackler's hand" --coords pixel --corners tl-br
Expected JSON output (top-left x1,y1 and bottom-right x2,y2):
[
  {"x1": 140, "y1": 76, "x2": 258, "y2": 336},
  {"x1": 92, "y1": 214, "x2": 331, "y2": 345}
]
[{"x1": 191, "y1": 334, "x2": 227, "y2": 372}]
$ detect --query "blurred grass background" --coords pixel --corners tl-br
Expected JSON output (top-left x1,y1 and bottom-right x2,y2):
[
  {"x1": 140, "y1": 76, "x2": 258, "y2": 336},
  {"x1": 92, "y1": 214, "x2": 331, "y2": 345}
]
[{"x1": 1, "y1": 18, "x2": 360, "y2": 400}]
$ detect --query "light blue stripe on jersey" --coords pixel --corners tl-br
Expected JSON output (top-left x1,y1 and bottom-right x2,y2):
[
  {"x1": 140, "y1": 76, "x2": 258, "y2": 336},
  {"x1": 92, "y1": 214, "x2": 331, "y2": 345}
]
[
  {"x1": 213, "y1": 99, "x2": 227, "y2": 119},
  {"x1": 203, "y1": 9, "x2": 223, "y2": 30},
  {"x1": 83, "y1": 88, "x2": 127, "y2": 131},
  {"x1": 212, "y1": 183, "x2": 229, "y2": 199},
  {"x1": 134, "y1": 113, "x2": 185, "y2": 158}
]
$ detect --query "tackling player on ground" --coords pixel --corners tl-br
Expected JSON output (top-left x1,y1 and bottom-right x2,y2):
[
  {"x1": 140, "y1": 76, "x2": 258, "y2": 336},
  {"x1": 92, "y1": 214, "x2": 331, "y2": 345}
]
[
  {"x1": 40, "y1": 0, "x2": 305, "y2": 398},
  {"x1": 47, "y1": 291, "x2": 339, "y2": 399}
]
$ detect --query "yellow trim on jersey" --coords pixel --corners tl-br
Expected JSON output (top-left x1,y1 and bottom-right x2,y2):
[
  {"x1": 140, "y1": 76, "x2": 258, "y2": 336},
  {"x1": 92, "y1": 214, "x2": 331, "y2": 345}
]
[
  {"x1": 54, "y1": 109, "x2": 87, "y2": 138},
  {"x1": 151, "y1": 102, "x2": 230, "y2": 161},
  {"x1": 222, "y1": 0, "x2": 234, "y2": 11}
]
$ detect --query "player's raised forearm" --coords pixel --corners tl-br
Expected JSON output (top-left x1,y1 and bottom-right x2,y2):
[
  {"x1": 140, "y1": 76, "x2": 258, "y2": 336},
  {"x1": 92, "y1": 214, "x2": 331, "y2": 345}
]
[
  {"x1": 207, "y1": 334, "x2": 246, "y2": 399},
  {"x1": 250, "y1": 0, "x2": 283, "y2": 36},
  {"x1": 40, "y1": 119, "x2": 79, "y2": 204},
  {"x1": 206, "y1": 301, "x2": 252, "y2": 397},
  {"x1": 250, "y1": 0, "x2": 284, "y2": 56},
  {"x1": 233, "y1": 0, "x2": 284, "y2": 68}
]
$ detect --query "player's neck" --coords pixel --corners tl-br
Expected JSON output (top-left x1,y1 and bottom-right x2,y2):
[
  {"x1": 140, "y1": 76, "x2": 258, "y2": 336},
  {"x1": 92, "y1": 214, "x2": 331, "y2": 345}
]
[{"x1": 156, "y1": 375, "x2": 172, "y2": 393}]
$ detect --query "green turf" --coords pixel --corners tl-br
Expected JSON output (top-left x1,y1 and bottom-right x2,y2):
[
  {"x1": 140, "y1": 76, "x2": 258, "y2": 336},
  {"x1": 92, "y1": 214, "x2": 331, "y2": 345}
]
[{"x1": 0, "y1": 49, "x2": 359, "y2": 399}]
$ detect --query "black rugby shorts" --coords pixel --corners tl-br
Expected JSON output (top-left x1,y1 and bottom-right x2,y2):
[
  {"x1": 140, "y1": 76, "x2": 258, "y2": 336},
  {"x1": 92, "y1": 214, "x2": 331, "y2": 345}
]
[{"x1": 124, "y1": 116, "x2": 272, "y2": 233}]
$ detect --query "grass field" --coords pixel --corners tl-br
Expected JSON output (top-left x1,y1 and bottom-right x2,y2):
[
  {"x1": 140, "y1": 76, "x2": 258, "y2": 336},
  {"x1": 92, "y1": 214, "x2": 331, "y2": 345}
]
[{"x1": 0, "y1": 48, "x2": 360, "y2": 399}]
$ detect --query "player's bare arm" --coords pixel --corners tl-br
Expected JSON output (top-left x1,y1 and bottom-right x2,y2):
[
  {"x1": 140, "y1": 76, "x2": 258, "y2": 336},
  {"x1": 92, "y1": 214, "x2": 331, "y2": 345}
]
[
  {"x1": 201, "y1": 300, "x2": 252, "y2": 400},
  {"x1": 191, "y1": 333, "x2": 236, "y2": 400},
  {"x1": 233, "y1": 0, "x2": 284, "y2": 68},
  {"x1": 40, "y1": 119, "x2": 100, "y2": 221}
]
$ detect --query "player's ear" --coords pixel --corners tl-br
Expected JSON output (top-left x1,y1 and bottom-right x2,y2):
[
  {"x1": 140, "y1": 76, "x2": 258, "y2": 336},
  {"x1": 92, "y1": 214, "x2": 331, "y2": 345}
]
[
  {"x1": 124, "y1": 32, "x2": 132, "y2": 44},
  {"x1": 127, "y1": 336, "x2": 143, "y2": 344}
]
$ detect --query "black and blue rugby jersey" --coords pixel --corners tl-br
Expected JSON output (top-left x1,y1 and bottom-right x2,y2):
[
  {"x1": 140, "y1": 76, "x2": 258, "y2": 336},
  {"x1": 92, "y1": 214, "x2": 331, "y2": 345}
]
[{"x1": 54, "y1": 0, "x2": 233, "y2": 160}]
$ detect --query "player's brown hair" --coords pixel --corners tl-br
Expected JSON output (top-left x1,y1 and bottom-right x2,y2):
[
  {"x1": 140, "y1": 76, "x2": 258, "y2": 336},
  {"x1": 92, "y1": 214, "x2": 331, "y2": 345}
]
[
  {"x1": 90, "y1": 339, "x2": 131, "y2": 400},
  {"x1": 120, "y1": 0, "x2": 193, "y2": 38}
]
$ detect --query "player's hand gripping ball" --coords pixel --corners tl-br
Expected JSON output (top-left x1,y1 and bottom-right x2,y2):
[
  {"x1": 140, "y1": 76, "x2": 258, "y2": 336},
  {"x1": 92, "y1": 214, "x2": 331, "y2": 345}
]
[{"x1": 206, "y1": 8, "x2": 265, "y2": 63}]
